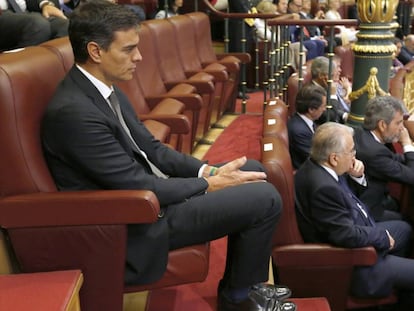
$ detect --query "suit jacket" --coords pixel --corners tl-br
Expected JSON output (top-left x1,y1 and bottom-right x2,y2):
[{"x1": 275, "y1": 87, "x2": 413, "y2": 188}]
[
  {"x1": 287, "y1": 113, "x2": 313, "y2": 169},
  {"x1": 26, "y1": 0, "x2": 61, "y2": 12},
  {"x1": 310, "y1": 80, "x2": 345, "y2": 124},
  {"x1": 354, "y1": 127, "x2": 414, "y2": 220},
  {"x1": 295, "y1": 159, "x2": 393, "y2": 297},
  {"x1": 397, "y1": 45, "x2": 414, "y2": 65},
  {"x1": 42, "y1": 66, "x2": 209, "y2": 285}
]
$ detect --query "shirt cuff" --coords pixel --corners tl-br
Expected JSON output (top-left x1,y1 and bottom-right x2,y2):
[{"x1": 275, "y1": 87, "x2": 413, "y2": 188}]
[
  {"x1": 198, "y1": 164, "x2": 207, "y2": 178},
  {"x1": 403, "y1": 144, "x2": 414, "y2": 153},
  {"x1": 350, "y1": 174, "x2": 367, "y2": 187}
]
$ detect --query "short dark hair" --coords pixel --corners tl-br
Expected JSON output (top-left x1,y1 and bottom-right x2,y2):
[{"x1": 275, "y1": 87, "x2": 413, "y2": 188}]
[
  {"x1": 69, "y1": 0, "x2": 140, "y2": 63},
  {"x1": 295, "y1": 83, "x2": 327, "y2": 114}
]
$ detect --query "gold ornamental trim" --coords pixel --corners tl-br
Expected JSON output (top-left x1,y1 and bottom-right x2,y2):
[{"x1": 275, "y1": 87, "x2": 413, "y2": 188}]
[
  {"x1": 347, "y1": 113, "x2": 365, "y2": 122},
  {"x1": 356, "y1": 33, "x2": 395, "y2": 40},
  {"x1": 348, "y1": 67, "x2": 389, "y2": 101},
  {"x1": 357, "y1": 0, "x2": 399, "y2": 23},
  {"x1": 352, "y1": 44, "x2": 395, "y2": 53}
]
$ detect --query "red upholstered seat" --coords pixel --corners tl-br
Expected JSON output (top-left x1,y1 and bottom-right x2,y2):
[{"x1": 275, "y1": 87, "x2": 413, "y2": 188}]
[{"x1": 0, "y1": 45, "x2": 210, "y2": 311}]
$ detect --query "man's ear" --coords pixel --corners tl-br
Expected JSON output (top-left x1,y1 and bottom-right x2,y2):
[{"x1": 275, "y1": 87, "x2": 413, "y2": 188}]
[
  {"x1": 378, "y1": 119, "x2": 387, "y2": 133},
  {"x1": 328, "y1": 152, "x2": 338, "y2": 168},
  {"x1": 87, "y1": 41, "x2": 102, "y2": 63}
]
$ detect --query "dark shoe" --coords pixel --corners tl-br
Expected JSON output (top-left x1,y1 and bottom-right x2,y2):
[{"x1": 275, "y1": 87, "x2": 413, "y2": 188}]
[
  {"x1": 280, "y1": 301, "x2": 297, "y2": 311},
  {"x1": 217, "y1": 284, "x2": 292, "y2": 311}
]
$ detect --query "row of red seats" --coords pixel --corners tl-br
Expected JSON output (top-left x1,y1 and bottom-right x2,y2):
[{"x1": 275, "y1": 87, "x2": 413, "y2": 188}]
[{"x1": 0, "y1": 12, "x2": 243, "y2": 311}]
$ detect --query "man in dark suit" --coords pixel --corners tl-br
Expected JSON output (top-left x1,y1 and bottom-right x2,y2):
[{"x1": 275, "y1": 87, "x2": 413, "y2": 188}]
[
  {"x1": 354, "y1": 96, "x2": 413, "y2": 222},
  {"x1": 0, "y1": 0, "x2": 68, "y2": 51},
  {"x1": 41, "y1": 1, "x2": 284, "y2": 310},
  {"x1": 287, "y1": 83, "x2": 326, "y2": 169},
  {"x1": 310, "y1": 56, "x2": 348, "y2": 124},
  {"x1": 398, "y1": 34, "x2": 414, "y2": 65},
  {"x1": 295, "y1": 122, "x2": 414, "y2": 308}
]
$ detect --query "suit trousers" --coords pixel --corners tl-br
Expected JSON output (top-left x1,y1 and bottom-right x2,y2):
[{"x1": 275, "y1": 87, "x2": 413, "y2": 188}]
[
  {"x1": 165, "y1": 160, "x2": 282, "y2": 289},
  {"x1": 0, "y1": 10, "x2": 68, "y2": 51}
]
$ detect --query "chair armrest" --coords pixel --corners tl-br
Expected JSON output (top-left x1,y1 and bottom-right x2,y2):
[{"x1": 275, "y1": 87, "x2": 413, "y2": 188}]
[
  {"x1": 146, "y1": 94, "x2": 202, "y2": 111},
  {"x1": 273, "y1": 244, "x2": 378, "y2": 267},
  {"x1": 164, "y1": 80, "x2": 215, "y2": 94},
  {"x1": 216, "y1": 52, "x2": 251, "y2": 63},
  {"x1": 0, "y1": 190, "x2": 160, "y2": 228},
  {"x1": 139, "y1": 113, "x2": 190, "y2": 134},
  {"x1": 185, "y1": 69, "x2": 228, "y2": 82}
]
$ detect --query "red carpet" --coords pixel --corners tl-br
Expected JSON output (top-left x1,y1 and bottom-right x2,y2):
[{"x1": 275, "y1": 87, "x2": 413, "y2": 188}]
[{"x1": 146, "y1": 92, "x2": 264, "y2": 311}]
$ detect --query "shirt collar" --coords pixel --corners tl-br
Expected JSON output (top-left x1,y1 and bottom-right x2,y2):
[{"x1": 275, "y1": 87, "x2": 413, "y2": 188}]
[
  {"x1": 298, "y1": 113, "x2": 315, "y2": 132},
  {"x1": 76, "y1": 64, "x2": 113, "y2": 100}
]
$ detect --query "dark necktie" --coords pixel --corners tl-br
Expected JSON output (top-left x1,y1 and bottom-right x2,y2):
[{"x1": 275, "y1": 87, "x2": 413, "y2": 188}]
[
  {"x1": 108, "y1": 92, "x2": 168, "y2": 179},
  {"x1": 7, "y1": 0, "x2": 23, "y2": 13},
  {"x1": 338, "y1": 175, "x2": 376, "y2": 226}
]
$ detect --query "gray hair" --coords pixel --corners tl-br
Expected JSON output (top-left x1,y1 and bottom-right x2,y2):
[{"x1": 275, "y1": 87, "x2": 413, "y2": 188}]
[
  {"x1": 310, "y1": 56, "x2": 336, "y2": 79},
  {"x1": 310, "y1": 122, "x2": 354, "y2": 163},
  {"x1": 363, "y1": 96, "x2": 406, "y2": 130}
]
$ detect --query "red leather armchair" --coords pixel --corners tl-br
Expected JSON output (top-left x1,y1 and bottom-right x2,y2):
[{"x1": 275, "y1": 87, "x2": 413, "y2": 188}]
[
  {"x1": 0, "y1": 46, "x2": 209, "y2": 311},
  {"x1": 260, "y1": 136, "x2": 397, "y2": 311}
]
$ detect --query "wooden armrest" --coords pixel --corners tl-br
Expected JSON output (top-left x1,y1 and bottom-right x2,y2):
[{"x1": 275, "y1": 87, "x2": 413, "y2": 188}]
[
  {"x1": 140, "y1": 113, "x2": 190, "y2": 134},
  {"x1": 273, "y1": 244, "x2": 378, "y2": 266},
  {"x1": 0, "y1": 190, "x2": 160, "y2": 228}
]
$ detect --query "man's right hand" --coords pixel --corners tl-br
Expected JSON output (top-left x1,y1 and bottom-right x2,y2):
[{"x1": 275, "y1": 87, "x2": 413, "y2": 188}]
[{"x1": 204, "y1": 156, "x2": 267, "y2": 192}]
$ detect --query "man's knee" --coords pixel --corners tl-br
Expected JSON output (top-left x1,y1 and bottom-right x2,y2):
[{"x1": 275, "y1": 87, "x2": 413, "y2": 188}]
[
  {"x1": 253, "y1": 182, "x2": 282, "y2": 218},
  {"x1": 241, "y1": 159, "x2": 265, "y2": 172},
  {"x1": 22, "y1": 14, "x2": 51, "y2": 45}
]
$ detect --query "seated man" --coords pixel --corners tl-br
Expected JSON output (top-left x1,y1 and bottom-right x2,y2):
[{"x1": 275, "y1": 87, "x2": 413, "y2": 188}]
[
  {"x1": 0, "y1": 0, "x2": 68, "y2": 51},
  {"x1": 398, "y1": 34, "x2": 414, "y2": 65},
  {"x1": 287, "y1": 83, "x2": 326, "y2": 169},
  {"x1": 311, "y1": 56, "x2": 348, "y2": 124},
  {"x1": 295, "y1": 122, "x2": 414, "y2": 309},
  {"x1": 287, "y1": 0, "x2": 325, "y2": 61},
  {"x1": 41, "y1": 1, "x2": 285, "y2": 310},
  {"x1": 354, "y1": 96, "x2": 413, "y2": 222}
]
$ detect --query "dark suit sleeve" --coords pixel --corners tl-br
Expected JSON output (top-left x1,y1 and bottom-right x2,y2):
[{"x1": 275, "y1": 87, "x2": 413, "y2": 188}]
[
  {"x1": 287, "y1": 117, "x2": 312, "y2": 168},
  {"x1": 308, "y1": 183, "x2": 389, "y2": 250},
  {"x1": 43, "y1": 88, "x2": 208, "y2": 207},
  {"x1": 294, "y1": 163, "x2": 390, "y2": 251},
  {"x1": 26, "y1": 0, "x2": 61, "y2": 12},
  {"x1": 363, "y1": 144, "x2": 414, "y2": 185},
  {"x1": 398, "y1": 47, "x2": 413, "y2": 65}
]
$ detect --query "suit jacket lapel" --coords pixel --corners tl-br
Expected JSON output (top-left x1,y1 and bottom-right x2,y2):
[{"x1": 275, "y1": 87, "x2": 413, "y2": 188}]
[{"x1": 68, "y1": 66, "x2": 116, "y2": 120}]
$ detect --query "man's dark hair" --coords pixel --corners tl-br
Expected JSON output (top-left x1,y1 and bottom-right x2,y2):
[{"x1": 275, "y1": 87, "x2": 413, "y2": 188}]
[
  {"x1": 69, "y1": 0, "x2": 140, "y2": 63},
  {"x1": 295, "y1": 83, "x2": 327, "y2": 114}
]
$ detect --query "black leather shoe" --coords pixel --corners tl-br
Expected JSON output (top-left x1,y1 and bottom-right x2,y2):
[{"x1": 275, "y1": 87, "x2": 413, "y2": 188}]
[{"x1": 217, "y1": 284, "x2": 292, "y2": 311}]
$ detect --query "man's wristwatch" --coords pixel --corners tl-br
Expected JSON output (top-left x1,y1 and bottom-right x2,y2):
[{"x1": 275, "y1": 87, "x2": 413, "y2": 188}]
[{"x1": 39, "y1": 0, "x2": 56, "y2": 9}]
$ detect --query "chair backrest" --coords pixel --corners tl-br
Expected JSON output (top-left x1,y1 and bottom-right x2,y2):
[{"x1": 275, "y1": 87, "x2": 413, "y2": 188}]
[
  {"x1": 167, "y1": 15, "x2": 204, "y2": 74},
  {"x1": 135, "y1": 23, "x2": 170, "y2": 97},
  {"x1": 116, "y1": 76, "x2": 152, "y2": 115},
  {"x1": 186, "y1": 12, "x2": 218, "y2": 64},
  {"x1": 143, "y1": 18, "x2": 187, "y2": 84},
  {"x1": 334, "y1": 45, "x2": 354, "y2": 80},
  {"x1": 40, "y1": 37, "x2": 74, "y2": 73},
  {"x1": 261, "y1": 136, "x2": 304, "y2": 247},
  {"x1": 0, "y1": 47, "x2": 66, "y2": 196}
]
